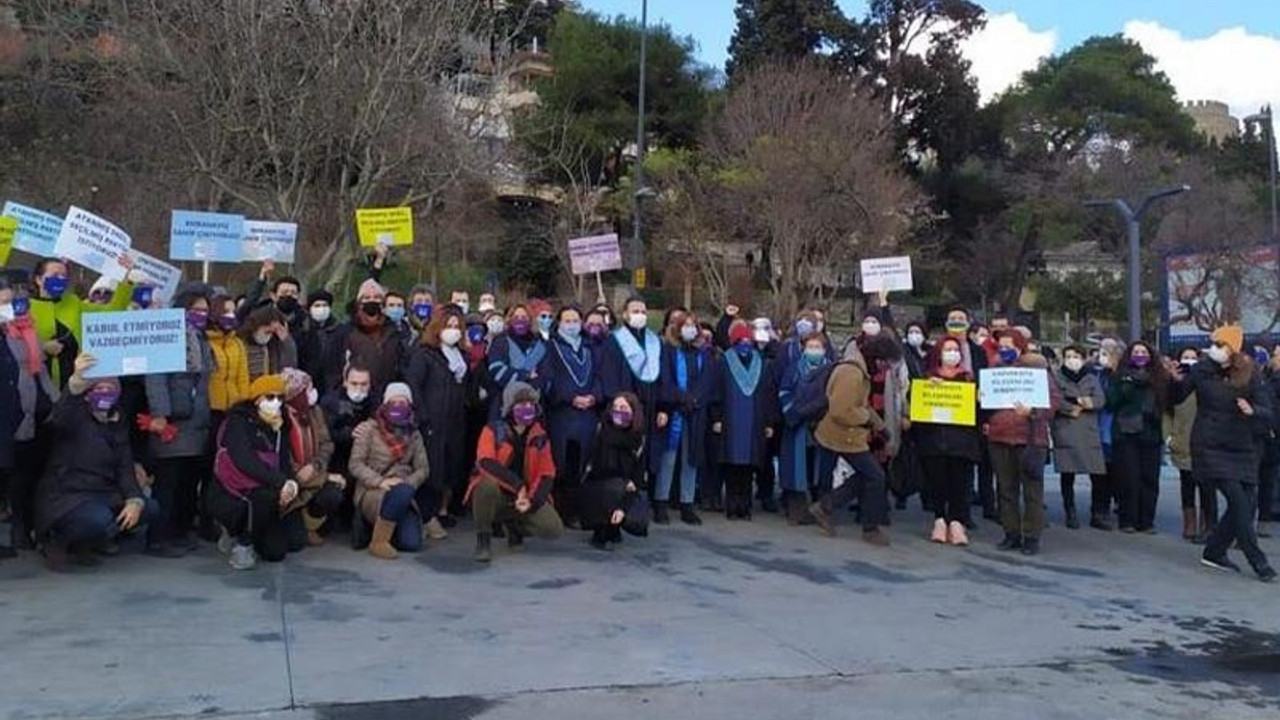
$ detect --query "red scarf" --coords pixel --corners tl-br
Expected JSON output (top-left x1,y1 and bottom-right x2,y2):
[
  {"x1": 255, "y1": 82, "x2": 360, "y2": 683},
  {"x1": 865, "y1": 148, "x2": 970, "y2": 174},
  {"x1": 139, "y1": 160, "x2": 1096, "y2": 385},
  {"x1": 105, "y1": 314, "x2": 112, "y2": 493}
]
[
  {"x1": 286, "y1": 407, "x2": 313, "y2": 469},
  {"x1": 375, "y1": 405, "x2": 408, "y2": 462},
  {"x1": 467, "y1": 341, "x2": 487, "y2": 371},
  {"x1": 4, "y1": 316, "x2": 42, "y2": 375}
]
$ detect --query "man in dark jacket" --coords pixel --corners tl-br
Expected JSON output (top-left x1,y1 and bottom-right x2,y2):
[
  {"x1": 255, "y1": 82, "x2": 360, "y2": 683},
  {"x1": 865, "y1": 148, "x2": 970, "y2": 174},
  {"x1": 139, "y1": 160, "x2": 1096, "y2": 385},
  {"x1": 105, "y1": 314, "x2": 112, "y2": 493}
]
[
  {"x1": 297, "y1": 290, "x2": 340, "y2": 391},
  {"x1": 321, "y1": 365, "x2": 377, "y2": 527},
  {"x1": 36, "y1": 356, "x2": 159, "y2": 570}
]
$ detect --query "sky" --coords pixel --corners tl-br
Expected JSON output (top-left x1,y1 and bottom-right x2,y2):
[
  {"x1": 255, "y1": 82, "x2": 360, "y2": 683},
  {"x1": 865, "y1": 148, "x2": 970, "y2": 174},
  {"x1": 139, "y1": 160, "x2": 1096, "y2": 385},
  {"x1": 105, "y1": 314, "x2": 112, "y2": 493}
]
[{"x1": 577, "y1": 0, "x2": 1280, "y2": 118}]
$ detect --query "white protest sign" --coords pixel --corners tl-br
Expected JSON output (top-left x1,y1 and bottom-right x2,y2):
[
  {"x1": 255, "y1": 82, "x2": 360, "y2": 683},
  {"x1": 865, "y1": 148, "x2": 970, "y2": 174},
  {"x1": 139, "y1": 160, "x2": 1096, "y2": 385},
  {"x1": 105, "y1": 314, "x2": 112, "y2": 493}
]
[
  {"x1": 242, "y1": 220, "x2": 298, "y2": 263},
  {"x1": 52, "y1": 206, "x2": 132, "y2": 281},
  {"x1": 568, "y1": 233, "x2": 623, "y2": 275},
  {"x1": 2, "y1": 201, "x2": 64, "y2": 257},
  {"x1": 131, "y1": 251, "x2": 183, "y2": 305},
  {"x1": 978, "y1": 367, "x2": 1052, "y2": 410},
  {"x1": 859, "y1": 256, "x2": 913, "y2": 293}
]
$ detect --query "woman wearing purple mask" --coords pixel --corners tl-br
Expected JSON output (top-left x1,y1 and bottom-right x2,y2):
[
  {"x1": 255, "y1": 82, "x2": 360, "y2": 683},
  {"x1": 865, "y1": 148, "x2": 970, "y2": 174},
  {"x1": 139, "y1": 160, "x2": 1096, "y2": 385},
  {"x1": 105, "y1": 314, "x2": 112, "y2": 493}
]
[
  {"x1": 144, "y1": 283, "x2": 216, "y2": 559},
  {"x1": 207, "y1": 294, "x2": 251, "y2": 419},
  {"x1": 35, "y1": 353, "x2": 159, "y2": 571},
  {"x1": 1105, "y1": 341, "x2": 1171, "y2": 535},
  {"x1": 484, "y1": 303, "x2": 546, "y2": 421},
  {"x1": 581, "y1": 392, "x2": 648, "y2": 551},
  {"x1": 349, "y1": 382, "x2": 429, "y2": 561}
]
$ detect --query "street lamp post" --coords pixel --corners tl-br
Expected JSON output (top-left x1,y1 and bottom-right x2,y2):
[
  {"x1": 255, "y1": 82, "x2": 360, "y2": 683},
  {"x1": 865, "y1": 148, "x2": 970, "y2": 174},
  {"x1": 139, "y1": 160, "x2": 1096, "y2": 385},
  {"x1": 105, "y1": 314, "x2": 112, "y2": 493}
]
[
  {"x1": 631, "y1": 0, "x2": 649, "y2": 278},
  {"x1": 1086, "y1": 185, "x2": 1191, "y2": 342},
  {"x1": 1245, "y1": 105, "x2": 1279, "y2": 243}
]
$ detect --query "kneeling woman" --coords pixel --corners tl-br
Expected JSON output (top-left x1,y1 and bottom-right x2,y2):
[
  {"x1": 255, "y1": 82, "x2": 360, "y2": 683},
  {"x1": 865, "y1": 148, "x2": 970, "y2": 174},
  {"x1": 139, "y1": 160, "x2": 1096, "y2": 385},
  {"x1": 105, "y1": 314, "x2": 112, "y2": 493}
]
[
  {"x1": 581, "y1": 393, "x2": 648, "y2": 550},
  {"x1": 36, "y1": 354, "x2": 159, "y2": 571},
  {"x1": 209, "y1": 374, "x2": 304, "y2": 570},
  {"x1": 349, "y1": 383, "x2": 430, "y2": 560},
  {"x1": 280, "y1": 369, "x2": 345, "y2": 547}
]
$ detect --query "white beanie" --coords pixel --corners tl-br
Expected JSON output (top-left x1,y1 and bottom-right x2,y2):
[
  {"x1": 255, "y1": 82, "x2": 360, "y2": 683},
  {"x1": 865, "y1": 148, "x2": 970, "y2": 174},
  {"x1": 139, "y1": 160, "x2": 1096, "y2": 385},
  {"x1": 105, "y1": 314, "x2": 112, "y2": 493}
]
[{"x1": 383, "y1": 382, "x2": 413, "y2": 405}]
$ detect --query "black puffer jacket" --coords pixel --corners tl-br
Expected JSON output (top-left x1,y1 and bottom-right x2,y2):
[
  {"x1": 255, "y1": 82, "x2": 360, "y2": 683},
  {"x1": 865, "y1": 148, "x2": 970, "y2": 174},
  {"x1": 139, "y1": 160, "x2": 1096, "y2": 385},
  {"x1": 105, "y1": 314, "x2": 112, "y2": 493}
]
[{"x1": 1174, "y1": 358, "x2": 1274, "y2": 481}]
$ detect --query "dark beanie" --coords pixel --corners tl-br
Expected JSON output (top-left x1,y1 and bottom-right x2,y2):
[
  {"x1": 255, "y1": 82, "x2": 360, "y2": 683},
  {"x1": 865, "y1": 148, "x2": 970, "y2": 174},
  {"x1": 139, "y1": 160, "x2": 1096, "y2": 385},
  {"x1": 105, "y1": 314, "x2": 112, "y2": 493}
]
[{"x1": 308, "y1": 290, "x2": 335, "y2": 307}]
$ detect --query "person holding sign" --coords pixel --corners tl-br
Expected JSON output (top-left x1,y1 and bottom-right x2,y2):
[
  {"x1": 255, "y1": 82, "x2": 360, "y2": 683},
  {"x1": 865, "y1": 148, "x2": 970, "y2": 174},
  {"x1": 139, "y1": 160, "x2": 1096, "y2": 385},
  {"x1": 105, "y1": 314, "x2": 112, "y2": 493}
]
[
  {"x1": 913, "y1": 337, "x2": 980, "y2": 546},
  {"x1": 985, "y1": 331, "x2": 1060, "y2": 556},
  {"x1": 1105, "y1": 341, "x2": 1171, "y2": 535},
  {"x1": 34, "y1": 354, "x2": 159, "y2": 571},
  {"x1": 1052, "y1": 345, "x2": 1110, "y2": 531},
  {"x1": 1168, "y1": 326, "x2": 1277, "y2": 583},
  {"x1": 30, "y1": 256, "x2": 136, "y2": 389}
]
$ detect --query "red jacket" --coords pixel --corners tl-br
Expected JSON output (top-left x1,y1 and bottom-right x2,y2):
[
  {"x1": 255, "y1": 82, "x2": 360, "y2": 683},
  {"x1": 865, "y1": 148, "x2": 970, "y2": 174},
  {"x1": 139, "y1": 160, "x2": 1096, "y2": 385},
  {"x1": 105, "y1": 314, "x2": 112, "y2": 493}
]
[
  {"x1": 465, "y1": 421, "x2": 557, "y2": 507},
  {"x1": 985, "y1": 356, "x2": 1061, "y2": 447}
]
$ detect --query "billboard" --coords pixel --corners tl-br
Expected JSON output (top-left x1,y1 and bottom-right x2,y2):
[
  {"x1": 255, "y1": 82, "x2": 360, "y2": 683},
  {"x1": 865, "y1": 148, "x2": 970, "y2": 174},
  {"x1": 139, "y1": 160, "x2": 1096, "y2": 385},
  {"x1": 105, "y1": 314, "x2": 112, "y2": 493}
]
[{"x1": 1164, "y1": 244, "x2": 1280, "y2": 344}]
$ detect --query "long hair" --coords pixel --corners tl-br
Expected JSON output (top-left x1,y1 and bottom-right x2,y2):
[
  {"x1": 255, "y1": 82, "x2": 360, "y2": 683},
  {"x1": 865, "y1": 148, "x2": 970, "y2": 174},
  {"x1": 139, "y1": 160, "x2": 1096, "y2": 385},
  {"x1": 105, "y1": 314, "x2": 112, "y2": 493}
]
[
  {"x1": 421, "y1": 306, "x2": 465, "y2": 348},
  {"x1": 1121, "y1": 341, "x2": 1171, "y2": 414},
  {"x1": 924, "y1": 336, "x2": 972, "y2": 380}
]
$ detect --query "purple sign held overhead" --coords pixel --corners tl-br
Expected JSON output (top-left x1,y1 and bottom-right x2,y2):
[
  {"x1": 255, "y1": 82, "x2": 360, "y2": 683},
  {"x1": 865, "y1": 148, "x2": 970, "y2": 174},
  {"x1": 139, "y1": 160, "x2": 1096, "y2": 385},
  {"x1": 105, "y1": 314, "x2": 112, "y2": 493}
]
[{"x1": 567, "y1": 233, "x2": 623, "y2": 275}]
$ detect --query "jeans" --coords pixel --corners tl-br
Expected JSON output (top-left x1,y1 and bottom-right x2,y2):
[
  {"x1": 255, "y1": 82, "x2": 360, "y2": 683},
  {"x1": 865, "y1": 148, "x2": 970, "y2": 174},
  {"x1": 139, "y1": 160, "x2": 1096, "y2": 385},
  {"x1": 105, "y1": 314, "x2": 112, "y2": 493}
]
[
  {"x1": 1113, "y1": 436, "x2": 1162, "y2": 530},
  {"x1": 990, "y1": 443, "x2": 1047, "y2": 539},
  {"x1": 822, "y1": 451, "x2": 889, "y2": 531},
  {"x1": 51, "y1": 495, "x2": 161, "y2": 548},
  {"x1": 657, "y1": 429, "x2": 699, "y2": 505},
  {"x1": 922, "y1": 455, "x2": 973, "y2": 524},
  {"x1": 379, "y1": 484, "x2": 423, "y2": 552},
  {"x1": 1205, "y1": 477, "x2": 1272, "y2": 573}
]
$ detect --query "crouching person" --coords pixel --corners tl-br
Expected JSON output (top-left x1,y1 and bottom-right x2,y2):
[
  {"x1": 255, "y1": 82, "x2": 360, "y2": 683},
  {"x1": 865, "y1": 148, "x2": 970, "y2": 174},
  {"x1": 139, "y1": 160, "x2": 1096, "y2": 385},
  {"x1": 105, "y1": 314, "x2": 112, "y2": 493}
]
[
  {"x1": 349, "y1": 382, "x2": 429, "y2": 560},
  {"x1": 280, "y1": 368, "x2": 345, "y2": 547},
  {"x1": 466, "y1": 382, "x2": 563, "y2": 562},
  {"x1": 209, "y1": 375, "x2": 302, "y2": 570},
  {"x1": 36, "y1": 354, "x2": 160, "y2": 571}
]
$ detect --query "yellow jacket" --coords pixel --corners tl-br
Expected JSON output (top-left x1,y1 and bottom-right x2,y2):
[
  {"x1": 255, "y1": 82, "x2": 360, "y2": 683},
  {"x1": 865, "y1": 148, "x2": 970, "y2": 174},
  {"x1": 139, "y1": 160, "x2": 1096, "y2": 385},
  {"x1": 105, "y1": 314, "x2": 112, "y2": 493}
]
[{"x1": 207, "y1": 328, "x2": 250, "y2": 411}]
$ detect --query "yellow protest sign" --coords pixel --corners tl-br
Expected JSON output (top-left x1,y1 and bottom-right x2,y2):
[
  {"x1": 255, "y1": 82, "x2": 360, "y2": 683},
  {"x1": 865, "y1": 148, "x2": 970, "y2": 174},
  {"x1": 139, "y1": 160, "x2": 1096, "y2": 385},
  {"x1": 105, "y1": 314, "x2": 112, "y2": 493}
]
[
  {"x1": 356, "y1": 207, "x2": 414, "y2": 247},
  {"x1": 910, "y1": 379, "x2": 977, "y2": 427},
  {"x1": 0, "y1": 215, "x2": 16, "y2": 266}
]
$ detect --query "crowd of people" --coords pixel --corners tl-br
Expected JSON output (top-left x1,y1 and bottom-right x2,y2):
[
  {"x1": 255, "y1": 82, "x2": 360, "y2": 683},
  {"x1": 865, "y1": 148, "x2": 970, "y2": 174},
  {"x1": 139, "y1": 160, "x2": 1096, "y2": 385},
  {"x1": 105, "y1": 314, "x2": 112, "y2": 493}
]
[{"x1": 0, "y1": 254, "x2": 1276, "y2": 583}]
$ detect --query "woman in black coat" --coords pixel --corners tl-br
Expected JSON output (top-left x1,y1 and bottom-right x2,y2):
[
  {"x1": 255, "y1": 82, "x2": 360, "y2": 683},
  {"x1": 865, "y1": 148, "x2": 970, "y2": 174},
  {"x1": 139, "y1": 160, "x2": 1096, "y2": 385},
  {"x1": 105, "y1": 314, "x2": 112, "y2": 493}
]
[
  {"x1": 581, "y1": 392, "x2": 647, "y2": 551},
  {"x1": 35, "y1": 355, "x2": 158, "y2": 570},
  {"x1": 405, "y1": 307, "x2": 470, "y2": 535},
  {"x1": 1170, "y1": 326, "x2": 1276, "y2": 582}
]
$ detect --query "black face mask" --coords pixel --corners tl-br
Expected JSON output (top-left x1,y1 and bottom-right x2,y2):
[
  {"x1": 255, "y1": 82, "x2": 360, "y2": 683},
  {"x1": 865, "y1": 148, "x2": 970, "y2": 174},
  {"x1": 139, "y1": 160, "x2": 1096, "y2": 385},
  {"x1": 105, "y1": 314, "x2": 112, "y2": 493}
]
[
  {"x1": 277, "y1": 297, "x2": 300, "y2": 316},
  {"x1": 361, "y1": 301, "x2": 382, "y2": 318}
]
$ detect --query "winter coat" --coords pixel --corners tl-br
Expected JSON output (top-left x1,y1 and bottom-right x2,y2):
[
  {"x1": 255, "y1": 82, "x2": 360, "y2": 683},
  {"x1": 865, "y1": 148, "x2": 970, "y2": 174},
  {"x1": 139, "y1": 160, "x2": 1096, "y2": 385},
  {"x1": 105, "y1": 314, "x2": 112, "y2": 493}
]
[
  {"x1": 217, "y1": 403, "x2": 294, "y2": 494},
  {"x1": 206, "y1": 328, "x2": 250, "y2": 412},
  {"x1": 406, "y1": 344, "x2": 471, "y2": 492},
  {"x1": 815, "y1": 358, "x2": 884, "y2": 455},
  {"x1": 986, "y1": 355, "x2": 1061, "y2": 448},
  {"x1": 1172, "y1": 358, "x2": 1274, "y2": 482},
  {"x1": 322, "y1": 321, "x2": 405, "y2": 395},
  {"x1": 5, "y1": 332, "x2": 56, "y2": 444},
  {"x1": 1166, "y1": 393, "x2": 1197, "y2": 471},
  {"x1": 30, "y1": 281, "x2": 134, "y2": 388},
  {"x1": 1106, "y1": 365, "x2": 1165, "y2": 446},
  {"x1": 0, "y1": 339, "x2": 20, "y2": 470},
  {"x1": 297, "y1": 319, "x2": 340, "y2": 392},
  {"x1": 657, "y1": 342, "x2": 716, "y2": 470},
  {"x1": 145, "y1": 330, "x2": 214, "y2": 459},
  {"x1": 320, "y1": 389, "x2": 377, "y2": 475},
  {"x1": 913, "y1": 373, "x2": 981, "y2": 462},
  {"x1": 35, "y1": 390, "x2": 142, "y2": 536},
  {"x1": 600, "y1": 327, "x2": 667, "y2": 475},
  {"x1": 465, "y1": 421, "x2": 556, "y2": 508},
  {"x1": 538, "y1": 334, "x2": 604, "y2": 479},
  {"x1": 283, "y1": 404, "x2": 336, "y2": 514},
  {"x1": 711, "y1": 348, "x2": 780, "y2": 467},
  {"x1": 348, "y1": 416, "x2": 429, "y2": 523},
  {"x1": 580, "y1": 423, "x2": 646, "y2": 530},
  {"x1": 1052, "y1": 368, "x2": 1107, "y2": 474}
]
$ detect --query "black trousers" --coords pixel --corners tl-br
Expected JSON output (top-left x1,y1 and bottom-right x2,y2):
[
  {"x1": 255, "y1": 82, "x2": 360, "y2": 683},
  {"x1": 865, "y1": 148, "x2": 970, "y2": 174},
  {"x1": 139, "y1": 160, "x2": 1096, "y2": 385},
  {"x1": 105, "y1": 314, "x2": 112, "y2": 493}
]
[
  {"x1": 206, "y1": 483, "x2": 297, "y2": 562},
  {"x1": 723, "y1": 464, "x2": 756, "y2": 517},
  {"x1": 922, "y1": 455, "x2": 973, "y2": 524},
  {"x1": 5, "y1": 435, "x2": 49, "y2": 547},
  {"x1": 1113, "y1": 436, "x2": 1161, "y2": 530},
  {"x1": 822, "y1": 451, "x2": 890, "y2": 531},
  {"x1": 1060, "y1": 473, "x2": 1111, "y2": 515},
  {"x1": 1205, "y1": 477, "x2": 1272, "y2": 574},
  {"x1": 1258, "y1": 454, "x2": 1278, "y2": 523},
  {"x1": 756, "y1": 430, "x2": 781, "y2": 504},
  {"x1": 150, "y1": 455, "x2": 209, "y2": 545},
  {"x1": 1178, "y1": 469, "x2": 1219, "y2": 520}
]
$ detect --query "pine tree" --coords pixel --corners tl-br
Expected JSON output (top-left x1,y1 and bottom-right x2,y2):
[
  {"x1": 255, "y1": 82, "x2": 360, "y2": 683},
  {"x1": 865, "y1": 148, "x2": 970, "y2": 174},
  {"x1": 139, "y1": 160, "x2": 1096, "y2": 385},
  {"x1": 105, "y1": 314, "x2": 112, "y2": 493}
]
[{"x1": 725, "y1": 0, "x2": 844, "y2": 79}]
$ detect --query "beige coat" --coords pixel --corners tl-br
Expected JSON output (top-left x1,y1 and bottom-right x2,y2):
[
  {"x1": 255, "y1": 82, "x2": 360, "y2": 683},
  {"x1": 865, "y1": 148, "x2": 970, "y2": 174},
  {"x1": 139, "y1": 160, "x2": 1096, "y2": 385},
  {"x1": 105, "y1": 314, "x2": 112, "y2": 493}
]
[
  {"x1": 815, "y1": 359, "x2": 884, "y2": 455},
  {"x1": 285, "y1": 405, "x2": 338, "y2": 515},
  {"x1": 348, "y1": 419, "x2": 430, "y2": 522},
  {"x1": 1166, "y1": 393, "x2": 1197, "y2": 471}
]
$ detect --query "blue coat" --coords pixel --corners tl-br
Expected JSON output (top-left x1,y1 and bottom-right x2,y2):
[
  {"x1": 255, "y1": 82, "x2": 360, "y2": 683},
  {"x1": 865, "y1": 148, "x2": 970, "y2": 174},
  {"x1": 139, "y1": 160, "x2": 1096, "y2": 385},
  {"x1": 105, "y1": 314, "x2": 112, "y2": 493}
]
[
  {"x1": 777, "y1": 354, "x2": 829, "y2": 489},
  {"x1": 539, "y1": 335, "x2": 604, "y2": 478},
  {"x1": 658, "y1": 342, "x2": 716, "y2": 470},
  {"x1": 486, "y1": 332, "x2": 546, "y2": 418},
  {"x1": 712, "y1": 348, "x2": 780, "y2": 467}
]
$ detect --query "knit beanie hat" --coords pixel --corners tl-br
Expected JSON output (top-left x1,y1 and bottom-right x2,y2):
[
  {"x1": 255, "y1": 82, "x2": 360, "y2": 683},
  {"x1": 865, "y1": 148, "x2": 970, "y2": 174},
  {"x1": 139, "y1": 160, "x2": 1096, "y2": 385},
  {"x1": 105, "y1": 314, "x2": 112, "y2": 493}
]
[
  {"x1": 307, "y1": 290, "x2": 334, "y2": 308},
  {"x1": 501, "y1": 381, "x2": 540, "y2": 418},
  {"x1": 1212, "y1": 325, "x2": 1244, "y2": 354},
  {"x1": 383, "y1": 382, "x2": 413, "y2": 405},
  {"x1": 249, "y1": 374, "x2": 286, "y2": 399},
  {"x1": 280, "y1": 368, "x2": 312, "y2": 400}
]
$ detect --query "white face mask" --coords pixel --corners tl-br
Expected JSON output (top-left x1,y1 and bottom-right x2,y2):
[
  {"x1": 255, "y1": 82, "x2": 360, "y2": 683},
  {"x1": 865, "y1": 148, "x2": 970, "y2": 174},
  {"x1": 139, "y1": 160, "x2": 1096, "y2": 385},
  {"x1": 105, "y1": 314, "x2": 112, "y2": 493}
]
[
  {"x1": 628, "y1": 313, "x2": 648, "y2": 330},
  {"x1": 479, "y1": 299, "x2": 496, "y2": 313},
  {"x1": 306, "y1": 387, "x2": 319, "y2": 407},
  {"x1": 1064, "y1": 358, "x2": 1084, "y2": 373},
  {"x1": 253, "y1": 331, "x2": 273, "y2": 346},
  {"x1": 456, "y1": 302, "x2": 470, "y2": 315},
  {"x1": 680, "y1": 325, "x2": 698, "y2": 343},
  {"x1": 486, "y1": 318, "x2": 505, "y2": 336},
  {"x1": 862, "y1": 321, "x2": 881, "y2": 336},
  {"x1": 258, "y1": 398, "x2": 283, "y2": 417},
  {"x1": 941, "y1": 349, "x2": 962, "y2": 367},
  {"x1": 310, "y1": 305, "x2": 331, "y2": 323},
  {"x1": 907, "y1": 331, "x2": 924, "y2": 347},
  {"x1": 441, "y1": 328, "x2": 462, "y2": 346},
  {"x1": 0, "y1": 304, "x2": 13, "y2": 323},
  {"x1": 346, "y1": 388, "x2": 368, "y2": 403},
  {"x1": 1207, "y1": 345, "x2": 1231, "y2": 365}
]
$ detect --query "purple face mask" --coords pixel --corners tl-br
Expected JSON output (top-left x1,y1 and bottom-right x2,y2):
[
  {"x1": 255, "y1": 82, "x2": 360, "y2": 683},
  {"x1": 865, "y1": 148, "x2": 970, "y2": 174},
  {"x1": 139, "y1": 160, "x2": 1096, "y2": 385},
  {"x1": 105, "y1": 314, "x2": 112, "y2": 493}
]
[
  {"x1": 510, "y1": 319, "x2": 531, "y2": 337},
  {"x1": 87, "y1": 387, "x2": 121, "y2": 412},
  {"x1": 1130, "y1": 355, "x2": 1151, "y2": 369},
  {"x1": 586, "y1": 323, "x2": 606, "y2": 339},
  {"x1": 611, "y1": 409, "x2": 633, "y2": 427},
  {"x1": 187, "y1": 309, "x2": 209, "y2": 331},
  {"x1": 217, "y1": 314, "x2": 239, "y2": 332},
  {"x1": 385, "y1": 404, "x2": 413, "y2": 426},
  {"x1": 512, "y1": 402, "x2": 539, "y2": 426}
]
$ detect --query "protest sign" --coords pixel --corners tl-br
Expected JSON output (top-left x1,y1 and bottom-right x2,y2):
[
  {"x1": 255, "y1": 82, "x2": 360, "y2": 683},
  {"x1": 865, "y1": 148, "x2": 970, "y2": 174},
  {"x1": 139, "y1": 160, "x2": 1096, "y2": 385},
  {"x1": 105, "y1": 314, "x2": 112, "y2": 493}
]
[
  {"x1": 909, "y1": 379, "x2": 977, "y2": 426},
  {"x1": 81, "y1": 309, "x2": 187, "y2": 378},
  {"x1": 170, "y1": 210, "x2": 247, "y2": 262},
  {"x1": 131, "y1": 251, "x2": 183, "y2": 304},
  {"x1": 52, "y1": 206, "x2": 133, "y2": 281},
  {"x1": 356, "y1": 207, "x2": 414, "y2": 247},
  {"x1": 859, "y1": 256, "x2": 914, "y2": 293},
  {"x1": 3, "y1": 201, "x2": 65, "y2": 257},
  {"x1": 567, "y1": 233, "x2": 623, "y2": 275},
  {"x1": 0, "y1": 216, "x2": 15, "y2": 267},
  {"x1": 242, "y1": 220, "x2": 298, "y2": 263},
  {"x1": 978, "y1": 367, "x2": 1052, "y2": 410}
]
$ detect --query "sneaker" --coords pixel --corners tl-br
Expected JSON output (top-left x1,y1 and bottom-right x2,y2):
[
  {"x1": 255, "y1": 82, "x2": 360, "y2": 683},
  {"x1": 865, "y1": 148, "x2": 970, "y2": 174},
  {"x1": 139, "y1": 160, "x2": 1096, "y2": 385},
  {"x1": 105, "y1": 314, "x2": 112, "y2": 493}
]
[
  {"x1": 930, "y1": 518, "x2": 948, "y2": 544},
  {"x1": 948, "y1": 521, "x2": 970, "y2": 547},
  {"x1": 229, "y1": 543, "x2": 257, "y2": 571},
  {"x1": 809, "y1": 502, "x2": 836, "y2": 537},
  {"x1": 424, "y1": 516, "x2": 449, "y2": 541},
  {"x1": 862, "y1": 528, "x2": 890, "y2": 547},
  {"x1": 1258, "y1": 567, "x2": 1278, "y2": 583},
  {"x1": 1201, "y1": 554, "x2": 1242, "y2": 573},
  {"x1": 216, "y1": 526, "x2": 235, "y2": 555},
  {"x1": 145, "y1": 542, "x2": 189, "y2": 559}
]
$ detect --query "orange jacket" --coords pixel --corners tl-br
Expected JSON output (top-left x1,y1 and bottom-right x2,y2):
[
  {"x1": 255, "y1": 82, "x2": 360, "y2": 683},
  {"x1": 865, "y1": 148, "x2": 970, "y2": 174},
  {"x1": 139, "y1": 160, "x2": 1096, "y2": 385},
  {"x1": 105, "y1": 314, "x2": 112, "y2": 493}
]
[{"x1": 465, "y1": 421, "x2": 557, "y2": 507}]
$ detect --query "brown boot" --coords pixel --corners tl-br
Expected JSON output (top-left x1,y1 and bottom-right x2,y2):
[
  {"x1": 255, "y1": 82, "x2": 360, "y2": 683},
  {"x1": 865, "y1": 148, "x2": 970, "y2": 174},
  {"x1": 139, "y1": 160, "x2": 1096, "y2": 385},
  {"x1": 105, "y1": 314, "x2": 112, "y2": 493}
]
[
  {"x1": 1195, "y1": 508, "x2": 1215, "y2": 544},
  {"x1": 304, "y1": 511, "x2": 326, "y2": 547},
  {"x1": 1182, "y1": 508, "x2": 1197, "y2": 541},
  {"x1": 368, "y1": 518, "x2": 398, "y2": 560}
]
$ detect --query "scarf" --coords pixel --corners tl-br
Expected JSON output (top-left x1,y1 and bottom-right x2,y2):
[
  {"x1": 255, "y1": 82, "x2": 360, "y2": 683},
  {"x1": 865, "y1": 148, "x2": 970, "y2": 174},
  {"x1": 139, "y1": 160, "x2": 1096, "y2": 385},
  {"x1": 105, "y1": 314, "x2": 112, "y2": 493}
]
[
  {"x1": 286, "y1": 406, "x2": 314, "y2": 469},
  {"x1": 1061, "y1": 366, "x2": 1088, "y2": 384},
  {"x1": 467, "y1": 341, "x2": 487, "y2": 371},
  {"x1": 184, "y1": 328, "x2": 206, "y2": 374},
  {"x1": 441, "y1": 344, "x2": 467, "y2": 383},
  {"x1": 725, "y1": 347, "x2": 763, "y2": 397},
  {"x1": 508, "y1": 335, "x2": 546, "y2": 374},
  {"x1": 375, "y1": 405, "x2": 408, "y2": 462},
  {"x1": 3, "y1": 316, "x2": 42, "y2": 375},
  {"x1": 554, "y1": 336, "x2": 593, "y2": 390},
  {"x1": 613, "y1": 327, "x2": 661, "y2": 384}
]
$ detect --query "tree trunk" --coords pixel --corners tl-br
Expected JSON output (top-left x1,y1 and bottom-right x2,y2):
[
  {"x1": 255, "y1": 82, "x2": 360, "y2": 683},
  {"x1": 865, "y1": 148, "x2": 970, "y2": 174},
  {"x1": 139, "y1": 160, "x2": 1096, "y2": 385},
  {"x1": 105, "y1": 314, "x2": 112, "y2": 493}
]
[{"x1": 1002, "y1": 212, "x2": 1043, "y2": 315}]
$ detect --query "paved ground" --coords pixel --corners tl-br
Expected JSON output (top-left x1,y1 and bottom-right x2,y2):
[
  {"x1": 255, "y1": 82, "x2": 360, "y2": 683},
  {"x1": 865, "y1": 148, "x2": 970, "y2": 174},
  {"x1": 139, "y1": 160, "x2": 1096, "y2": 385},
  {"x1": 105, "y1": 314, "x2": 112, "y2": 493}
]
[{"x1": 4, "y1": 475, "x2": 1279, "y2": 720}]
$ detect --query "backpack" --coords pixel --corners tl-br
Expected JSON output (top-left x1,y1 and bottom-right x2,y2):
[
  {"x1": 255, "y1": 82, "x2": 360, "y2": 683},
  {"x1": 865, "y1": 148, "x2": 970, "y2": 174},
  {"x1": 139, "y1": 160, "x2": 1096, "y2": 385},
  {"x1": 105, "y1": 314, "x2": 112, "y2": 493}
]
[{"x1": 791, "y1": 361, "x2": 854, "y2": 425}]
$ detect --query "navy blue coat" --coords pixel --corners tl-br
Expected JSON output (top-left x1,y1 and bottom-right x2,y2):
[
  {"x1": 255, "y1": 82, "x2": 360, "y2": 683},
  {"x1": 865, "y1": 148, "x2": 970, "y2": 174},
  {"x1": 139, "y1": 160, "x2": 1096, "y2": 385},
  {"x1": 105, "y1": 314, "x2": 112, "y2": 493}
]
[
  {"x1": 539, "y1": 335, "x2": 604, "y2": 479},
  {"x1": 486, "y1": 332, "x2": 546, "y2": 418},
  {"x1": 658, "y1": 342, "x2": 716, "y2": 470},
  {"x1": 601, "y1": 327, "x2": 666, "y2": 475},
  {"x1": 711, "y1": 348, "x2": 780, "y2": 467},
  {"x1": 0, "y1": 340, "x2": 20, "y2": 470}
]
